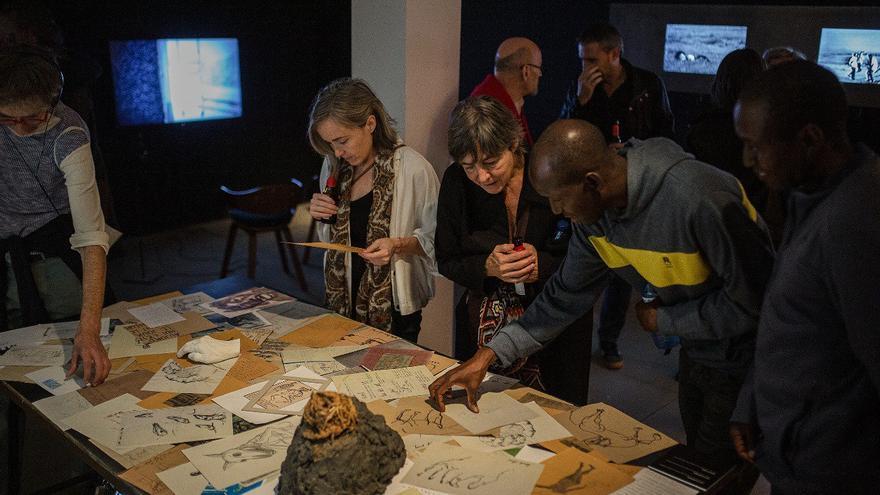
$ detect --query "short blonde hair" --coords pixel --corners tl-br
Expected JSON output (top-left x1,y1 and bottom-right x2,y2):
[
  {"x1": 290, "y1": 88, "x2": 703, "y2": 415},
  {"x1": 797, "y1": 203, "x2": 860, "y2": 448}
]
[
  {"x1": 307, "y1": 78, "x2": 399, "y2": 157},
  {"x1": 447, "y1": 95, "x2": 524, "y2": 164}
]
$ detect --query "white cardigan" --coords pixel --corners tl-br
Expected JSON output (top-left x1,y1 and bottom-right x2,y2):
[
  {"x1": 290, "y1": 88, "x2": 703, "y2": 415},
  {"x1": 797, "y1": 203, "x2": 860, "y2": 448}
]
[{"x1": 317, "y1": 145, "x2": 440, "y2": 315}]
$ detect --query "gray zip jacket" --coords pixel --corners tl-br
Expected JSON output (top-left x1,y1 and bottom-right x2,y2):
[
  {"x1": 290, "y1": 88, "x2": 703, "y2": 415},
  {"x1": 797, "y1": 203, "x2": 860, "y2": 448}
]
[{"x1": 486, "y1": 138, "x2": 774, "y2": 371}]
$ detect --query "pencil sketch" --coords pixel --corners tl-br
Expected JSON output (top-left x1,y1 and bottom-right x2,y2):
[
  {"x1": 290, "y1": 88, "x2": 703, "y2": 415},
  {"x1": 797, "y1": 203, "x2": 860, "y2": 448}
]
[
  {"x1": 480, "y1": 421, "x2": 538, "y2": 449},
  {"x1": 242, "y1": 376, "x2": 328, "y2": 414},
  {"x1": 0, "y1": 345, "x2": 71, "y2": 367},
  {"x1": 141, "y1": 359, "x2": 230, "y2": 395},
  {"x1": 566, "y1": 408, "x2": 662, "y2": 449},
  {"x1": 208, "y1": 425, "x2": 294, "y2": 470},
  {"x1": 163, "y1": 292, "x2": 215, "y2": 315},
  {"x1": 416, "y1": 457, "x2": 509, "y2": 491},
  {"x1": 534, "y1": 462, "x2": 595, "y2": 493},
  {"x1": 115, "y1": 405, "x2": 232, "y2": 448},
  {"x1": 393, "y1": 407, "x2": 448, "y2": 433},
  {"x1": 164, "y1": 393, "x2": 211, "y2": 407}
]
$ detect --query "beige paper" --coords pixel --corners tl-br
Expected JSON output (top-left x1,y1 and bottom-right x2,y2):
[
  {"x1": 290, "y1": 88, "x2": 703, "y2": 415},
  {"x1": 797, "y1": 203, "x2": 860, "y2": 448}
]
[
  {"x1": 260, "y1": 311, "x2": 321, "y2": 340},
  {"x1": 118, "y1": 444, "x2": 190, "y2": 495},
  {"x1": 160, "y1": 292, "x2": 216, "y2": 316},
  {"x1": 453, "y1": 401, "x2": 571, "y2": 451},
  {"x1": 505, "y1": 387, "x2": 576, "y2": 413},
  {"x1": 77, "y1": 369, "x2": 156, "y2": 405},
  {"x1": 553, "y1": 402, "x2": 678, "y2": 463},
  {"x1": 368, "y1": 397, "x2": 470, "y2": 436},
  {"x1": 401, "y1": 433, "x2": 458, "y2": 454},
  {"x1": 90, "y1": 440, "x2": 175, "y2": 470},
  {"x1": 127, "y1": 302, "x2": 187, "y2": 328},
  {"x1": 107, "y1": 325, "x2": 177, "y2": 359},
  {"x1": 285, "y1": 241, "x2": 364, "y2": 254},
  {"x1": 278, "y1": 314, "x2": 363, "y2": 348},
  {"x1": 155, "y1": 462, "x2": 209, "y2": 495},
  {"x1": 121, "y1": 312, "x2": 216, "y2": 344},
  {"x1": 280, "y1": 344, "x2": 367, "y2": 364},
  {"x1": 402, "y1": 442, "x2": 544, "y2": 495},
  {"x1": 443, "y1": 391, "x2": 539, "y2": 434},
  {"x1": 200, "y1": 287, "x2": 294, "y2": 318},
  {"x1": 141, "y1": 358, "x2": 232, "y2": 395},
  {"x1": 533, "y1": 447, "x2": 634, "y2": 495},
  {"x1": 336, "y1": 325, "x2": 399, "y2": 346},
  {"x1": 426, "y1": 354, "x2": 458, "y2": 376},
  {"x1": 63, "y1": 393, "x2": 146, "y2": 453},
  {"x1": 241, "y1": 376, "x2": 329, "y2": 415},
  {"x1": 33, "y1": 391, "x2": 93, "y2": 431},
  {"x1": 332, "y1": 365, "x2": 434, "y2": 402},
  {"x1": 0, "y1": 345, "x2": 71, "y2": 366},
  {"x1": 183, "y1": 415, "x2": 301, "y2": 489},
  {"x1": 115, "y1": 404, "x2": 232, "y2": 448},
  {"x1": 297, "y1": 360, "x2": 348, "y2": 375},
  {"x1": 360, "y1": 347, "x2": 433, "y2": 371},
  {"x1": 0, "y1": 365, "x2": 40, "y2": 383},
  {"x1": 133, "y1": 291, "x2": 185, "y2": 305}
]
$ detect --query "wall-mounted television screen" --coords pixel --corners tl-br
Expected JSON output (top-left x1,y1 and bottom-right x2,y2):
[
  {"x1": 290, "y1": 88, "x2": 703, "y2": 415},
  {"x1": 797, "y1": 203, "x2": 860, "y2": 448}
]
[
  {"x1": 818, "y1": 28, "x2": 880, "y2": 85},
  {"x1": 110, "y1": 38, "x2": 242, "y2": 126},
  {"x1": 663, "y1": 24, "x2": 748, "y2": 75}
]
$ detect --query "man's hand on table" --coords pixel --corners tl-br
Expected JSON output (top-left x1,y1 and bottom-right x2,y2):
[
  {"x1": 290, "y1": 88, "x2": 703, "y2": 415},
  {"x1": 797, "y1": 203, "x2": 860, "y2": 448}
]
[
  {"x1": 68, "y1": 326, "x2": 111, "y2": 386},
  {"x1": 428, "y1": 347, "x2": 496, "y2": 413}
]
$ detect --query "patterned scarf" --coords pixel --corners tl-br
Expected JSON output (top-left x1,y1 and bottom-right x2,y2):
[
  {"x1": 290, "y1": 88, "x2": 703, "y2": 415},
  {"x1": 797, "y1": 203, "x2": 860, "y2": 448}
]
[{"x1": 324, "y1": 147, "x2": 399, "y2": 330}]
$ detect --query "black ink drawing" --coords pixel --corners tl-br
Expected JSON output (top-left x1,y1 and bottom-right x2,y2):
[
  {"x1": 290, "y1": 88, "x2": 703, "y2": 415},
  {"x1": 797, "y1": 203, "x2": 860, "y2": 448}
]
[
  {"x1": 535, "y1": 462, "x2": 595, "y2": 494},
  {"x1": 153, "y1": 423, "x2": 168, "y2": 436},
  {"x1": 479, "y1": 421, "x2": 537, "y2": 448},
  {"x1": 394, "y1": 408, "x2": 446, "y2": 432},
  {"x1": 164, "y1": 393, "x2": 211, "y2": 407},
  {"x1": 417, "y1": 457, "x2": 508, "y2": 490},
  {"x1": 207, "y1": 425, "x2": 295, "y2": 470},
  {"x1": 168, "y1": 416, "x2": 191, "y2": 424},
  {"x1": 567, "y1": 408, "x2": 662, "y2": 449},
  {"x1": 161, "y1": 361, "x2": 212, "y2": 383}
]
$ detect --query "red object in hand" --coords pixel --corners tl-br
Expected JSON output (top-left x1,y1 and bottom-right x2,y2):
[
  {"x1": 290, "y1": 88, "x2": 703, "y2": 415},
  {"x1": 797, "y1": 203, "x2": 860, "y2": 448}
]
[
  {"x1": 513, "y1": 236, "x2": 525, "y2": 251},
  {"x1": 320, "y1": 176, "x2": 339, "y2": 225},
  {"x1": 611, "y1": 120, "x2": 623, "y2": 144}
]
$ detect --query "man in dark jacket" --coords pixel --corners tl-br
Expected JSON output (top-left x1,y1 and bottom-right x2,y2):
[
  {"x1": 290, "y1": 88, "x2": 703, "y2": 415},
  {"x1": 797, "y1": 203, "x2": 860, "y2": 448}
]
[
  {"x1": 560, "y1": 22, "x2": 675, "y2": 369},
  {"x1": 731, "y1": 61, "x2": 880, "y2": 494}
]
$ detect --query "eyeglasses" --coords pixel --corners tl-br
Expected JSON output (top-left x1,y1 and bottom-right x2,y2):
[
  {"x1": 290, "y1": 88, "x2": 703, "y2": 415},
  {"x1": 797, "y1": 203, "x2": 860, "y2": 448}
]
[
  {"x1": 522, "y1": 63, "x2": 543, "y2": 74},
  {"x1": 0, "y1": 111, "x2": 51, "y2": 127}
]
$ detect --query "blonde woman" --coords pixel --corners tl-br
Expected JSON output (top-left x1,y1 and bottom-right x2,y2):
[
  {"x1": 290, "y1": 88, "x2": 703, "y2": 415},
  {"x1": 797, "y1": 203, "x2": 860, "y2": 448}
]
[{"x1": 307, "y1": 78, "x2": 439, "y2": 341}]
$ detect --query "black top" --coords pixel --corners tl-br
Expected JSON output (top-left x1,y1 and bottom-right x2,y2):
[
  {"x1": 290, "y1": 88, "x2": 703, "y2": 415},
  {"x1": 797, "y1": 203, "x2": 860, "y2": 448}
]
[
  {"x1": 348, "y1": 191, "x2": 372, "y2": 312},
  {"x1": 560, "y1": 58, "x2": 675, "y2": 141},
  {"x1": 434, "y1": 162, "x2": 570, "y2": 297}
]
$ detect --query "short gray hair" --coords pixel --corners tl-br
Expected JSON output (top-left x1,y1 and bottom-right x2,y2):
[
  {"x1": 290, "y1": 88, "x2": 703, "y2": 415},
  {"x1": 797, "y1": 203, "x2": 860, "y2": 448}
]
[{"x1": 447, "y1": 95, "x2": 525, "y2": 164}]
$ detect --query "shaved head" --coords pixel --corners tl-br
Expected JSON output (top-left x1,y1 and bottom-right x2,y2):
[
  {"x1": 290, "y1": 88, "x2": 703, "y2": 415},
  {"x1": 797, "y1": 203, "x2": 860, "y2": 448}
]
[
  {"x1": 495, "y1": 37, "x2": 540, "y2": 73},
  {"x1": 530, "y1": 119, "x2": 611, "y2": 191}
]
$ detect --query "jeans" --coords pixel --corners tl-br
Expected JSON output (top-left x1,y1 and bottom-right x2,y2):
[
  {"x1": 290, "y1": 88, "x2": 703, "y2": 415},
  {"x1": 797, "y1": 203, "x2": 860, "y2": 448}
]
[
  {"x1": 678, "y1": 349, "x2": 747, "y2": 463},
  {"x1": 597, "y1": 275, "x2": 631, "y2": 346}
]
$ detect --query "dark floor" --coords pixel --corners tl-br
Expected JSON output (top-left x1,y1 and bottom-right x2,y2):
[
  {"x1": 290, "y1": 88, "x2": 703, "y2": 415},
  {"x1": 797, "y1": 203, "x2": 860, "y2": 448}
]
[{"x1": 1, "y1": 211, "x2": 769, "y2": 494}]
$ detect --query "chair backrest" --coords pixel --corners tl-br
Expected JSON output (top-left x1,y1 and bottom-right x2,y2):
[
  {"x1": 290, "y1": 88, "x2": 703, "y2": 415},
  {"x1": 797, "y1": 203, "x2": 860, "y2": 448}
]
[{"x1": 220, "y1": 178, "x2": 304, "y2": 215}]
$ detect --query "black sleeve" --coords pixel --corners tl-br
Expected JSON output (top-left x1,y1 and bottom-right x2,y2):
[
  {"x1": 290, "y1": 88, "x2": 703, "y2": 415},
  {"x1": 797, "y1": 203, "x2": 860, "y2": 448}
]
[
  {"x1": 435, "y1": 165, "x2": 493, "y2": 292},
  {"x1": 653, "y1": 75, "x2": 676, "y2": 139},
  {"x1": 560, "y1": 80, "x2": 592, "y2": 121}
]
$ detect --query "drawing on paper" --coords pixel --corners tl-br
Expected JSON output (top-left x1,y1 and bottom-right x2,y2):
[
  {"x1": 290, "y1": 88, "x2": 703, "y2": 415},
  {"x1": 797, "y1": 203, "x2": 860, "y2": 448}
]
[
  {"x1": 161, "y1": 361, "x2": 212, "y2": 383},
  {"x1": 253, "y1": 379, "x2": 313, "y2": 410},
  {"x1": 373, "y1": 353, "x2": 414, "y2": 370},
  {"x1": 535, "y1": 462, "x2": 595, "y2": 494},
  {"x1": 480, "y1": 421, "x2": 538, "y2": 449},
  {"x1": 207, "y1": 424, "x2": 295, "y2": 470},
  {"x1": 416, "y1": 456, "x2": 508, "y2": 491},
  {"x1": 115, "y1": 406, "x2": 230, "y2": 447},
  {"x1": 567, "y1": 408, "x2": 662, "y2": 449},
  {"x1": 393, "y1": 408, "x2": 448, "y2": 433},
  {"x1": 164, "y1": 393, "x2": 211, "y2": 407}
]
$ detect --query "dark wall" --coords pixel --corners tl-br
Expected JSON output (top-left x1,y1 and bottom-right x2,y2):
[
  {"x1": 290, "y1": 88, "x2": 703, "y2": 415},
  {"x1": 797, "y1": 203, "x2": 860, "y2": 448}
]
[
  {"x1": 46, "y1": 0, "x2": 351, "y2": 233},
  {"x1": 459, "y1": 0, "x2": 609, "y2": 139}
]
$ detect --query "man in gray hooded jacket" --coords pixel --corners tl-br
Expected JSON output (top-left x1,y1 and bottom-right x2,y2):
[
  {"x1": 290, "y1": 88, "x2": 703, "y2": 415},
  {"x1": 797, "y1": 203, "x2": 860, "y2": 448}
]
[{"x1": 430, "y1": 119, "x2": 774, "y2": 462}]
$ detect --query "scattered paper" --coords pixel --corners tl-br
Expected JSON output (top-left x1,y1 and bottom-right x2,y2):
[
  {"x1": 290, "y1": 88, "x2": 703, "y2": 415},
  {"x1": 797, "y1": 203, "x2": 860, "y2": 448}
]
[
  {"x1": 506, "y1": 388, "x2": 576, "y2": 413},
  {"x1": 241, "y1": 375, "x2": 330, "y2": 415},
  {"x1": 183, "y1": 415, "x2": 302, "y2": 489},
  {"x1": 0, "y1": 319, "x2": 109, "y2": 348},
  {"x1": 361, "y1": 346, "x2": 434, "y2": 371},
  {"x1": 610, "y1": 469, "x2": 697, "y2": 495},
  {"x1": 107, "y1": 326, "x2": 178, "y2": 359},
  {"x1": 515, "y1": 445, "x2": 557, "y2": 464},
  {"x1": 297, "y1": 360, "x2": 349, "y2": 376},
  {"x1": 118, "y1": 444, "x2": 190, "y2": 495},
  {"x1": 402, "y1": 442, "x2": 544, "y2": 495},
  {"x1": 369, "y1": 397, "x2": 470, "y2": 436},
  {"x1": 332, "y1": 365, "x2": 435, "y2": 402},
  {"x1": 453, "y1": 402, "x2": 570, "y2": 451},
  {"x1": 90, "y1": 441, "x2": 175, "y2": 470},
  {"x1": 161, "y1": 292, "x2": 215, "y2": 316},
  {"x1": 554, "y1": 402, "x2": 678, "y2": 464},
  {"x1": 63, "y1": 393, "x2": 146, "y2": 454},
  {"x1": 402, "y1": 434, "x2": 458, "y2": 454},
  {"x1": 281, "y1": 344, "x2": 367, "y2": 364},
  {"x1": 0, "y1": 345, "x2": 71, "y2": 366},
  {"x1": 278, "y1": 314, "x2": 363, "y2": 348},
  {"x1": 78, "y1": 369, "x2": 157, "y2": 405},
  {"x1": 33, "y1": 391, "x2": 93, "y2": 431},
  {"x1": 200, "y1": 287, "x2": 294, "y2": 318},
  {"x1": 140, "y1": 359, "x2": 233, "y2": 395},
  {"x1": 212, "y1": 367, "x2": 325, "y2": 424},
  {"x1": 155, "y1": 462, "x2": 209, "y2": 495},
  {"x1": 425, "y1": 354, "x2": 457, "y2": 376},
  {"x1": 115, "y1": 404, "x2": 232, "y2": 448},
  {"x1": 286, "y1": 241, "x2": 364, "y2": 254},
  {"x1": 444, "y1": 392, "x2": 539, "y2": 434},
  {"x1": 128, "y1": 303, "x2": 187, "y2": 328},
  {"x1": 25, "y1": 366, "x2": 86, "y2": 395},
  {"x1": 533, "y1": 447, "x2": 634, "y2": 495},
  {"x1": 337, "y1": 325, "x2": 399, "y2": 346}
]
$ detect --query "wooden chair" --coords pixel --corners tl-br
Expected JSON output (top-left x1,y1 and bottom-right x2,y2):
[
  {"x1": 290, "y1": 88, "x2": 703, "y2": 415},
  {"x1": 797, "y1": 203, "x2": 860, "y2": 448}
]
[{"x1": 219, "y1": 179, "x2": 308, "y2": 291}]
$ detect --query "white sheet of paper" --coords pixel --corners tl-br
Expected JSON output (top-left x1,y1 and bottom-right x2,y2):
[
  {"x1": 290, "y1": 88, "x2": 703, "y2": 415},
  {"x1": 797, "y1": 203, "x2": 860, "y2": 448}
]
[
  {"x1": 402, "y1": 443, "x2": 544, "y2": 495},
  {"x1": 25, "y1": 366, "x2": 86, "y2": 395},
  {"x1": 402, "y1": 434, "x2": 457, "y2": 454},
  {"x1": 0, "y1": 345, "x2": 72, "y2": 366},
  {"x1": 610, "y1": 469, "x2": 697, "y2": 495},
  {"x1": 140, "y1": 359, "x2": 233, "y2": 395},
  {"x1": 107, "y1": 326, "x2": 178, "y2": 359},
  {"x1": 452, "y1": 402, "x2": 570, "y2": 451},
  {"x1": 295, "y1": 360, "x2": 349, "y2": 376},
  {"x1": 211, "y1": 366, "x2": 326, "y2": 424},
  {"x1": 444, "y1": 392, "x2": 539, "y2": 434},
  {"x1": 115, "y1": 404, "x2": 232, "y2": 448},
  {"x1": 514, "y1": 445, "x2": 557, "y2": 464},
  {"x1": 260, "y1": 311, "x2": 321, "y2": 340},
  {"x1": 199, "y1": 287, "x2": 294, "y2": 318},
  {"x1": 281, "y1": 344, "x2": 367, "y2": 363},
  {"x1": 332, "y1": 366, "x2": 434, "y2": 402},
  {"x1": 183, "y1": 415, "x2": 302, "y2": 489},
  {"x1": 0, "y1": 319, "x2": 109, "y2": 348},
  {"x1": 33, "y1": 391, "x2": 93, "y2": 431},
  {"x1": 161, "y1": 292, "x2": 216, "y2": 316},
  {"x1": 63, "y1": 393, "x2": 145, "y2": 454},
  {"x1": 155, "y1": 462, "x2": 209, "y2": 495},
  {"x1": 384, "y1": 458, "x2": 451, "y2": 495},
  {"x1": 128, "y1": 302, "x2": 187, "y2": 328}
]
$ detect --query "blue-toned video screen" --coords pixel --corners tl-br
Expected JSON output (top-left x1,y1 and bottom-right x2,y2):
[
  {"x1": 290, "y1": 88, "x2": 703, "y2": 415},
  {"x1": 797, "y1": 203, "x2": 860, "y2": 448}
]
[
  {"x1": 663, "y1": 24, "x2": 748, "y2": 75},
  {"x1": 818, "y1": 28, "x2": 880, "y2": 85},
  {"x1": 110, "y1": 38, "x2": 242, "y2": 125}
]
